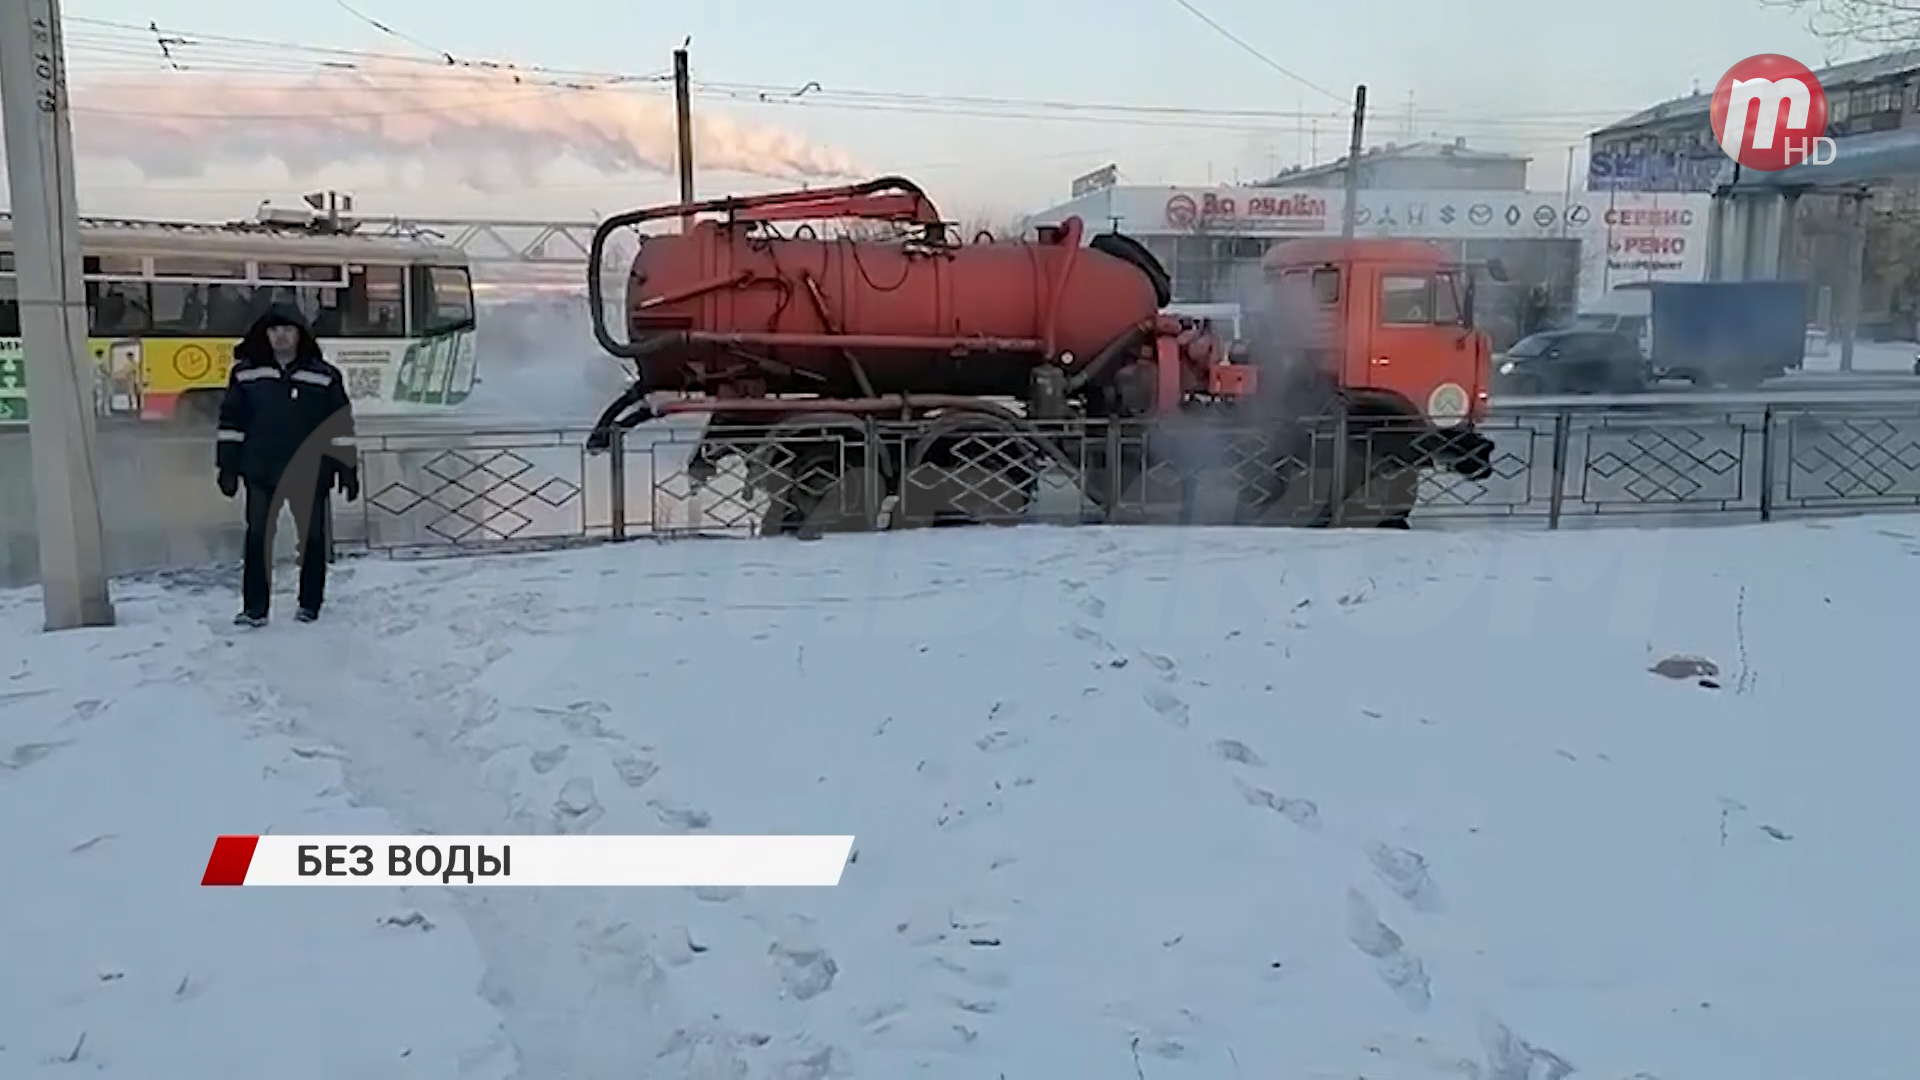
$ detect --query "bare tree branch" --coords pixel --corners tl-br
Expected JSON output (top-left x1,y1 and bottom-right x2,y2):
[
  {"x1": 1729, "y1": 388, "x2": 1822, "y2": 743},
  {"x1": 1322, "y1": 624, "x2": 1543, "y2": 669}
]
[{"x1": 1761, "y1": 0, "x2": 1920, "y2": 46}]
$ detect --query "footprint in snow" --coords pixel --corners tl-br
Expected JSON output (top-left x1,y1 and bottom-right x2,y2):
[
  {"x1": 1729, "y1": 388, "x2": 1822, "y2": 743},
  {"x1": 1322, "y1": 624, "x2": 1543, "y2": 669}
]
[
  {"x1": 611, "y1": 753, "x2": 660, "y2": 788},
  {"x1": 652, "y1": 801, "x2": 713, "y2": 831},
  {"x1": 1, "y1": 740, "x2": 70, "y2": 771},
  {"x1": 529, "y1": 746, "x2": 570, "y2": 774},
  {"x1": 1141, "y1": 653, "x2": 1177, "y2": 680},
  {"x1": 1345, "y1": 889, "x2": 1432, "y2": 1012},
  {"x1": 769, "y1": 941, "x2": 838, "y2": 1001},
  {"x1": 1235, "y1": 780, "x2": 1321, "y2": 830},
  {"x1": 1141, "y1": 685, "x2": 1190, "y2": 726},
  {"x1": 1212, "y1": 738, "x2": 1264, "y2": 767},
  {"x1": 552, "y1": 776, "x2": 604, "y2": 833},
  {"x1": 1070, "y1": 623, "x2": 1114, "y2": 651},
  {"x1": 1367, "y1": 842, "x2": 1444, "y2": 913}
]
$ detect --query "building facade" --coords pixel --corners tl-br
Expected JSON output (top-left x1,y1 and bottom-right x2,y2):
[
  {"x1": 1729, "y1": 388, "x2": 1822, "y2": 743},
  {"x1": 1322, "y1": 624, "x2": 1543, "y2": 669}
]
[
  {"x1": 1029, "y1": 184, "x2": 1709, "y2": 348},
  {"x1": 1587, "y1": 49, "x2": 1920, "y2": 193},
  {"x1": 1262, "y1": 138, "x2": 1531, "y2": 191}
]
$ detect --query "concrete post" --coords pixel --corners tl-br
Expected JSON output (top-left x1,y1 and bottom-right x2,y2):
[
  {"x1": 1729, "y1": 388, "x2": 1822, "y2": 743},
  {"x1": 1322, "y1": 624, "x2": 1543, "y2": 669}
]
[
  {"x1": 1839, "y1": 191, "x2": 1865, "y2": 374},
  {"x1": 0, "y1": 0, "x2": 115, "y2": 629}
]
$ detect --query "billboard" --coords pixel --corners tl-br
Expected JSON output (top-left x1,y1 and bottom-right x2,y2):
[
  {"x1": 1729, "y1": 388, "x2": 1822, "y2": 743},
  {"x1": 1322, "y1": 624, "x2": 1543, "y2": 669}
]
[{"x1": 1586, "y1": 149, "x2": 1725, "y2": 193}]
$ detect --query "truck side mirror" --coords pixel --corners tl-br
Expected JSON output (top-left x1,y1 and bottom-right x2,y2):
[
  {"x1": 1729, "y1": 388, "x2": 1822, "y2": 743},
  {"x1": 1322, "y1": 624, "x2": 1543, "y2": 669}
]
[
  {"x1": 1483, "y1": 258, "x2": 1509, "y2": 283},
  {"x1": 1462, "y1": 279, "x2": 1476, "y2": 328}
]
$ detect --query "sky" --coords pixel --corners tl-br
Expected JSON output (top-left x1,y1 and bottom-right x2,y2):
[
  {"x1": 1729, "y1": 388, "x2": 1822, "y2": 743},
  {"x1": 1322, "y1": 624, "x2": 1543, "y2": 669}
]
[{"x1": 3, "y1": 0, "x2": 1859, "y2": 224}]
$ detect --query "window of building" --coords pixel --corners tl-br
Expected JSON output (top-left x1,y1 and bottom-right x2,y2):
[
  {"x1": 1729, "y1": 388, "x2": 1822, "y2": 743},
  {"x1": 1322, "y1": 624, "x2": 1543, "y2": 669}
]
[
  {"x1": 1379, "y1": 274, "x2": 1434, "y2": 324},
  {"x1": 342, "y1": 264, "x2": 405, "y2": 337}
]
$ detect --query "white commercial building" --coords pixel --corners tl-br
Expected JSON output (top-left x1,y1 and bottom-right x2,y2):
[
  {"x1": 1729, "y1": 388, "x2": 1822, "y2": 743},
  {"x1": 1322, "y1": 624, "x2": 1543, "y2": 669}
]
[{"x1": 1028, "y1": 183, "x2": 1710, "y2": 346}]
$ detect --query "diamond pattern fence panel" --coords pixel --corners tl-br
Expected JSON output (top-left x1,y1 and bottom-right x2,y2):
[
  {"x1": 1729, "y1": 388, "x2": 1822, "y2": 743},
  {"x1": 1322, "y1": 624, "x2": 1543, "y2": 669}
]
[
  {"x1": 353, "y1": 429, "x2": 597, "y2": 555},
  {"x1": 1779, "y1": 408, "x2": 1920, "y2": 512}
]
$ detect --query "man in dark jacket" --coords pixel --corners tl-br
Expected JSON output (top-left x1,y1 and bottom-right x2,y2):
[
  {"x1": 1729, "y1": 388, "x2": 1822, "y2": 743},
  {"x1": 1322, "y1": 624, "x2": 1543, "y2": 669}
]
[{"x1": 215, "y1": 304, "x2": 359, "y2": 626}]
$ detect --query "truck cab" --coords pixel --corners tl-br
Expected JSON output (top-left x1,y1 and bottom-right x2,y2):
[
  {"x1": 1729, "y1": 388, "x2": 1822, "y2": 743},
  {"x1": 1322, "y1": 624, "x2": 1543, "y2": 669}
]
[{"x1": 1262, "y1": 238, "x2": 1496, "y2": 450}]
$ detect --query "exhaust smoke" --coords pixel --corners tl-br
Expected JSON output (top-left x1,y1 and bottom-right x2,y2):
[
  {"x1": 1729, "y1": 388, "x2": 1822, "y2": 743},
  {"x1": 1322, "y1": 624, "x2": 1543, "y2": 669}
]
[
  {"x1": 63, "y1": 65, "x2": 862, "y2": 188},
  {"x1": 1140, "y1": 257, "x2": 1345, "y2": 525}
]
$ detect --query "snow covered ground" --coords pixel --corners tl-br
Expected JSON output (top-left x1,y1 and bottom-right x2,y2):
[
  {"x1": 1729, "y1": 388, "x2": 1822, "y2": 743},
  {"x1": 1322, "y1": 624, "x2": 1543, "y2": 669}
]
[{"x1": 4, "y1": 517, "x2": 1917, "y2": 1078}]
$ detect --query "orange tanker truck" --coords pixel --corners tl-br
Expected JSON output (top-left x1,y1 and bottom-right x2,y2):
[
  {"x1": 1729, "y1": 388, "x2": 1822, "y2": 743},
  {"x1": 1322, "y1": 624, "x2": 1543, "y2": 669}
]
[{"x1": 583, "y1": 175, "x2": 1497, "y2": 533}]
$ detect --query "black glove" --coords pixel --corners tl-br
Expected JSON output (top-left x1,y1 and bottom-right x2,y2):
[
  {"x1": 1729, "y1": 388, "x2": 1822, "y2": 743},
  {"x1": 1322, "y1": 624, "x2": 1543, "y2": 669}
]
[
  {"x1": 217, "y1": 471, "x2": 239, "y2": 498},
  {"x1": 337, "y1": 466, "x2": 360, "y2": 503}
]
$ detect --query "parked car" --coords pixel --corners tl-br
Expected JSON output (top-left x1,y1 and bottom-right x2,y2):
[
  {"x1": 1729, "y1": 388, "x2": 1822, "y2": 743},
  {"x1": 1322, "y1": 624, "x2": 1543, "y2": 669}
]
[{"x1": 1494, "y1": 330, "x2": 1649, "y2": 395}]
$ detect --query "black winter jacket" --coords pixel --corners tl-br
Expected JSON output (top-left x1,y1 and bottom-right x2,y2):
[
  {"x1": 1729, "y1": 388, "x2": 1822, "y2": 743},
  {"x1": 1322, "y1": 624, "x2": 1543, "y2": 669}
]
[{"x1": 215, "y1": 305, "x2": 358, "y2": 487}]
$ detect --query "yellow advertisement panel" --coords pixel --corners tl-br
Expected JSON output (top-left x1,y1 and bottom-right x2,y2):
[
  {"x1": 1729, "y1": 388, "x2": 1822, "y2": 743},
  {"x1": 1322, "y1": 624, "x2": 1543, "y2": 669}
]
[{"x1": 1, "y1": 326, "x2": 477, "y2": 422}]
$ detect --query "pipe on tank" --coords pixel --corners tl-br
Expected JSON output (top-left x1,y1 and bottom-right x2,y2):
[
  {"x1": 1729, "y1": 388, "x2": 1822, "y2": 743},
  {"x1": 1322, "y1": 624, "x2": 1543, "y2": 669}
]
[
  {"x1": 588, "y1": 176, "x2": 945, "y2": 365},
  {"x1": 1065, "y1": 321, "x2": 1153, "y2": 393}
]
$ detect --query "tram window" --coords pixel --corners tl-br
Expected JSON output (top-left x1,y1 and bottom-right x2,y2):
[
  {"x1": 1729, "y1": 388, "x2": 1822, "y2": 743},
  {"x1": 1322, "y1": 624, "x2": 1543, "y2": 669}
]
[
  {"x1": 412, "y1": 264, "x2": 475, "y2": 334},
  {"x1": 153, "y1": 256, "x2": 245, "y2": 279},
  {"x1": 259, "y1": 262, "x2": 345, "y2": 284},
  {"x1": 0, "y1": 273, "x2": 18, "y2": 337},
  {"x1": 248, "y1": 282, "x2": 336, "y2": 333},
  {"x1": 150, "y1": 282, "x2": 212, "y2": 334},
  {"x1": 203, "y1": 285, "x2": 259, "y2": 337},
  {"x1": 85, "y1": 254, "x2": 144, "y2": 278},
  {"x1": 342, "y1": 264, "x2": 405, "y2": 337},
  {"x1": 86, "y1": 281, "x2": 152, "y2": 335}
]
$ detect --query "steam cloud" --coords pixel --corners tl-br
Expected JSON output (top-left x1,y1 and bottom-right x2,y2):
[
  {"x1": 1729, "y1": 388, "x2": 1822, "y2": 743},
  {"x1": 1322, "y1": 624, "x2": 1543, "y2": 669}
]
[{"x1": 66, "y1": 65, "x2": 862, "y2": 189}]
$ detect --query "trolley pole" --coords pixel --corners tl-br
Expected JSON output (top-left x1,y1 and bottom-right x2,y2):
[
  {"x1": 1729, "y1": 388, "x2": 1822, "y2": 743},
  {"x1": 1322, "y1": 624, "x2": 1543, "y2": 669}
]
[
  {"x1": 0, "y1": 0, "x2": 115, "y2": 630},
  {"x1": 673, "y1": 43, "x2": 695, "y2": 233},
  {"x1": 1341, "y1": 84, "x2": 1367, "y2": 239}
]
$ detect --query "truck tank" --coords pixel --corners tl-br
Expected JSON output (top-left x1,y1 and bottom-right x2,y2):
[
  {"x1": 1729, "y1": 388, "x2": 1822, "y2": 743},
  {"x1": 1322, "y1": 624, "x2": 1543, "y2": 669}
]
[{"x1": 598, "y1": 177, "x2": 1174, "y2": 401}]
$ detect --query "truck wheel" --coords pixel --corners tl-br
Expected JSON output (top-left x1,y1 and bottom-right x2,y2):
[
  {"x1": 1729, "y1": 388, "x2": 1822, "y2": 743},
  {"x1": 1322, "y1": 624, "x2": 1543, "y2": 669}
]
[
  {"x1": 1330, "y1": 409, "x2": 1422, "y2": 527},
  {"x1": 745, "y1": 415, "x2": 891, "y2": 537},
  {"x1": 896, "y1": 412, "x2": 1040, "y2": 528}
]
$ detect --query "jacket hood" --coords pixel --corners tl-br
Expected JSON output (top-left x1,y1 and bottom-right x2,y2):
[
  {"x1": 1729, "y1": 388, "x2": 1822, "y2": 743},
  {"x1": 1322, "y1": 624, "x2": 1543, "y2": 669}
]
[{"x1": 236, "y1": 303, "x2": 323, "y2": 364}]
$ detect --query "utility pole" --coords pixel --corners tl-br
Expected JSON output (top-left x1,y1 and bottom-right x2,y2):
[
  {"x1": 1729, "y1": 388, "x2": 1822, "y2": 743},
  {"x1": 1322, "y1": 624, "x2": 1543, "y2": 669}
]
[
  {"x1": 1, "y1": 0, "x2": 115, "y2": 630},
  {"x1": 1341, "y1": 85, "x2": 1367, "y2": 239},
  {"x1": 673, "y1": 42, "x2": 695, "y2": 234}
]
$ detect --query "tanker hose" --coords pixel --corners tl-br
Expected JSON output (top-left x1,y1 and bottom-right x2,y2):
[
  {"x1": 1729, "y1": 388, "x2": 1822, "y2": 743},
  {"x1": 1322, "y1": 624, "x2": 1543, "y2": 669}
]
[
  {"x1": 585, "y1": 381, "x2": 656, "y2": 454},
  {"x1": 1065, "y1": 324, "x2": 1152, "y2": 393},
  {"x1": 588, "y1": 209, "x2": 658, "y2": 362}
]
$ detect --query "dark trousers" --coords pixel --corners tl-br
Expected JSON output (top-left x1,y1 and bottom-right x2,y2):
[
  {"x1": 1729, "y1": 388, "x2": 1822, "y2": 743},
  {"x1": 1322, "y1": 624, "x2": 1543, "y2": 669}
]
[{"x1": 243, "y1": 474, "x2": 329, "y2": 616}]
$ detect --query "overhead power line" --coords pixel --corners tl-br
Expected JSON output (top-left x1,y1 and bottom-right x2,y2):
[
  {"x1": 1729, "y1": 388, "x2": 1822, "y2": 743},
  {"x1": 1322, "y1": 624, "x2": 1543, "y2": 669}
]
[
  {"x1": 55, "y1": 15, "x2": 1637, "y2": 135},
  {"x1": 1163, "y1": 0, "x2": 1347, "y2": 105}
]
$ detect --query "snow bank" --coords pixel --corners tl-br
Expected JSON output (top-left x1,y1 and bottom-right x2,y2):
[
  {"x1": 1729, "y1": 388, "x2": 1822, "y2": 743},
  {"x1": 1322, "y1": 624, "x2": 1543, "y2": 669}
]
[
  {"x1": 5, "y1": 517, "x2": 1917, "y2": 1078},
  {"x1": 0, "y1": 581, "x2": 516, "y2": 1078}
]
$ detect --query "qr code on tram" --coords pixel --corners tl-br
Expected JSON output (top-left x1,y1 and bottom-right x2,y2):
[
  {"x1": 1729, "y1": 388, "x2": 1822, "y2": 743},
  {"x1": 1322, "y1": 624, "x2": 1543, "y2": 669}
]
[{"x1": 344, "y1": 366, "x2": 384, "y2": 401}]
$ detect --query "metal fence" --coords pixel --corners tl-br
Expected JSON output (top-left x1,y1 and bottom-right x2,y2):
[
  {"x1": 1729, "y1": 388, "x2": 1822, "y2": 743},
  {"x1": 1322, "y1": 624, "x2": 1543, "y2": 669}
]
[
  {"x1": 4, "y1": 393, "x2": 1918, "y2": 586},
  {"x1": 332, "y1": 393, "x2": 1920, "y2": 556}
]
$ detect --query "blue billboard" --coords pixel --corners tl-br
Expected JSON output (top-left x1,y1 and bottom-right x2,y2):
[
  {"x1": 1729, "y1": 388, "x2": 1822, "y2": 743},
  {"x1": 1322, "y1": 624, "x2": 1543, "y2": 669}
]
[{"x1": 1587, "y1": 150, "x2": 1725, "y2": 193}]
